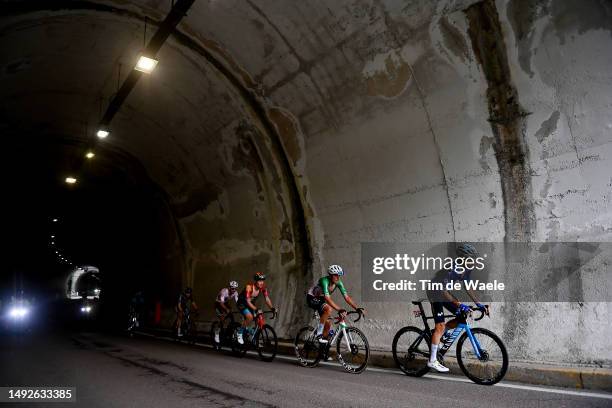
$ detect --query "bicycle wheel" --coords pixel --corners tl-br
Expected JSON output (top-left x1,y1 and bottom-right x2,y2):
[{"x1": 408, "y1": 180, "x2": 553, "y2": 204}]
[
  {"x1": 336, "y1": 327, "x2": 369, "y2": 374},
  {"x1": 186, "y1": 319, "x2": 197, "y2": 344},
  {"x1": 211, "y1": 322, "x2": 222, "y2": 350},
  {"x1": 456, "y1": 328, "x2": 508, "y2": 385},
  {"x1": 294, "y1": 326, "x2": 320, "y2": 367},
  {"x1": 256, "y1": 324, "x2": 278, "y2": 362},
  {"x1": 392, "y1": 326, "x2": 431, "y2": 377},
  {"x1": 230, "y1": 326, "x2": 247, "y2": 357}
]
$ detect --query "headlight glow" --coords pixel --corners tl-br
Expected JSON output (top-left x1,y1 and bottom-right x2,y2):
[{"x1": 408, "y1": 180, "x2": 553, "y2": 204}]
[{"x1": 9, "y1": 307, "x2": 28, "y2": 318}]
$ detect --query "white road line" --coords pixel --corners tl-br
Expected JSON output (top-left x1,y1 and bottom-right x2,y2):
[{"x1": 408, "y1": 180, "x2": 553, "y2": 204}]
[{"x1": 132, "y1": 332, "x2": 612, "y2": 400}]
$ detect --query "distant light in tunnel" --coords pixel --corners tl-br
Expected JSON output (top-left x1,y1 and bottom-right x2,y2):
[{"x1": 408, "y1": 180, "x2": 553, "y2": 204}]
[
  {"x1": 85, "y1": 151, "x2": 95, "y2": 159},
  {"x1": 52, "y1": 218, "x2": 58, "y2": 222},
  {"x1": 51, "y1": 235, "x2": 55, "y2": 238},
  {"x1": 134, "y1": 55, "x2": 158, "y2": 74},
  {"x1": 65, "y1": 177, "x2": 77, "y2": 184},
  {"x1": 96, "y1": 129, "x2": 109, "y2": 139}
]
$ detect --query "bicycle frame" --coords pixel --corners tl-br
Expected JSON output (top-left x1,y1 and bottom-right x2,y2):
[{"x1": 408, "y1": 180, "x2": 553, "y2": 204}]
[{"x1": 411, "y1": 301, "x2": 484, "y2": 359}]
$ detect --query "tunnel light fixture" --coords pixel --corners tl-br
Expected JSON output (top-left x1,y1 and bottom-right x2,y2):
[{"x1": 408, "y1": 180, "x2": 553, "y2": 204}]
[
  {"x1": 85, "y1": 151, "x2": 95, "y2": 159},
  {"x1": 52, "y1": 218, "x2": 58, "y2": 222},
  {"x1": 51, "y1": 235, "x2": 55, "y2": 238},
  {"x1": 65, "y1": 177, "x2": 77, "y2": 184},
  {"x1": 135, "y1": 55, "x2": 158, "y2": 74},
  {"x1": 96, "y1": 129, "x2": 109, "y2": 139}
]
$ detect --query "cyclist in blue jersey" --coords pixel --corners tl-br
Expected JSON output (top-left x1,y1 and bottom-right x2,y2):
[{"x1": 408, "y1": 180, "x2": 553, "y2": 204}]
[
  {"x1": 306, "y1": 265, "x2": 365, "y2": 344},
  {"x1": 426, "y1": 244, "x2": 488, "y2": 372}
]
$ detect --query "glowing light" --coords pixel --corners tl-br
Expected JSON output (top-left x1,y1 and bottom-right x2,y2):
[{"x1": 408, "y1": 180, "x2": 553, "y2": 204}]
[
  {"x1": 85, "y1": 151, "x2": 95, "y2": 159},
  {"x1": 65, "y1": 177, "x2": 77, "y2": 184},
  {"x1": 135, "y1": 55, "x2": 158, "y2": 74},
  {"x1": 96, "y1": 129, "x2": 109, "y2": 139}
]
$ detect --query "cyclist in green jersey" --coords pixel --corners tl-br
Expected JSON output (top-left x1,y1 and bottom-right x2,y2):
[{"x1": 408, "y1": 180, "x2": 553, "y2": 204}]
[{"x1": 306, "y1": 265, "x2": 365, "y2": 344}]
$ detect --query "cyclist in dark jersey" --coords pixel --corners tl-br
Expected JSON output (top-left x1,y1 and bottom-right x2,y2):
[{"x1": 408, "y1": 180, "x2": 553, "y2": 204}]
[
  {"x1": 236, "y1": 272, "x2": 276, "y2": 344},
  {"x1": 176, "y1": 287, "x2": 198, "y2": 337},
  {"x1": 426, "y1": 244, "x2": 488, "y2": 372},
  {"x1": 306, "y1": 265, "x2": 364, "y2": 344}
]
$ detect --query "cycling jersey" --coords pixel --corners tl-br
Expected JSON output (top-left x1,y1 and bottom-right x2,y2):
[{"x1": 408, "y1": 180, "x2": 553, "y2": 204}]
[
  {"x1": 307, "y1": 276, "x2": 347, "y2": 298},
  {"x1": 178, "y1": 293, "x2": 195, "y2": 312},
  {"x1": 216, "y1": 288, "x2": 238, "y2": 304},
  {"x1": 237, "y1": 283, "x2": 270, "y2": 314}
]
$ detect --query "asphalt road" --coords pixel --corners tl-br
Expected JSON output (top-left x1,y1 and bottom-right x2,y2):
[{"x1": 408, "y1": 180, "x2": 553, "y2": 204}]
[{"x1": 1, "y1": 330, "x2": 610, "y2": 408}]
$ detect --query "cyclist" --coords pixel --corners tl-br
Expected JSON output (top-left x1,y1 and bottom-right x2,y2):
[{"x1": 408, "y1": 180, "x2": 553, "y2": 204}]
[
  {"x1": 176, "y1": 287, "x2": 198, "y2": 337},
  {"x1": 307, "y1": 265, "x2": 365, "y2": 344},
  {"x1": 236, "y1": 272, "x2": 275, "y2": 345},
  {"x1": 213, "y1": 280, "x2": 239, "y2": 343},
  {"x1": 426, "y1": 243, "x2": 488, "y2": 372},
  {"x1": 129, "y1": 290, "x2": 145, "y2": 328}
]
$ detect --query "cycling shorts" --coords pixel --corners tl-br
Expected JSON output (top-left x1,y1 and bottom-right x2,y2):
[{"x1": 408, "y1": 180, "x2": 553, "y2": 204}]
[
  {"x1": 306, "y1": 294, "x2": 327, "y2": 314},
  {"x1": 431, "y1": 302, "x2": 458, "y2": 323}
]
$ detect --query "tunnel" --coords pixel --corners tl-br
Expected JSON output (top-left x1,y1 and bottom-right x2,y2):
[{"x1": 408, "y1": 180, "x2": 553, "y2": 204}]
[{"x1": 1, "y1": 0, "x2": 611, "y2": 406}]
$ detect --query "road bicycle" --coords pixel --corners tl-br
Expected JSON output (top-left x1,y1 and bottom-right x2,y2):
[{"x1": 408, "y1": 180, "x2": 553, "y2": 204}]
[
  {"x1": 126, "y1": 306, "x2": 141, "y2": 337},
  {"x1": 392, "y1": 300, "x2": 508, "y2": 385},
  {"x1": 231, "y1": 310, "x2": 278, "y2": 362},
  {"x1": 210, "y1": 311, "x2": 241, "y2": 351},
  {"x1": 294, "y1": 309, "x2": 369, "y2": 374},
  {"x1": 173, "y1": 309, "x2": 198, "y2": 344}
]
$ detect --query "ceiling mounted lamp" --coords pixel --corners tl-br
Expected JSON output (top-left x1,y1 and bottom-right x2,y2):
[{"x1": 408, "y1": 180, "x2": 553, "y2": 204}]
[
  {"x1": 135, "y1": 55, "x2": 158, "y2": 74},
  {"x1": 96, "y1": 129, "x2": 109, "y2": 139},
  {"x1": 134, "y1": 16, "x2": 158, "y2": 74},
  {"x1": 85, "y1": 151, "x2": 95, "y2": 159},
  {"x1": 52, "y1": 218, "x2": 58, "y2": 222},
  {"x1": 65, "y1": 177, "x2": 77, "y2": 184}
]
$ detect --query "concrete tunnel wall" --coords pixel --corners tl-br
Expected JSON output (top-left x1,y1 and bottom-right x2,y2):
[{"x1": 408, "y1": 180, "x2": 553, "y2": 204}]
[{"x1": 1, "y1": 0, "x2": 611, "y2": 366}]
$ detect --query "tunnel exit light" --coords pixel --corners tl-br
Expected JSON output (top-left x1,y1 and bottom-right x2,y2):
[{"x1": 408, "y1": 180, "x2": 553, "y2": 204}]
[
  {"x1": 65, "y1": 177, "x2": 77, "y2": 184},
  {"x1": 134, "y1": 55, "x2": 158, "y2": 74}
]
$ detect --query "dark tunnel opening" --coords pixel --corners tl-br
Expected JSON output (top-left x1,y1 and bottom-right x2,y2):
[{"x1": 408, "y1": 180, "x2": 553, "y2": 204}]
[{"x1": 0, "y1": 136, "x2": 178, "y2": 329}]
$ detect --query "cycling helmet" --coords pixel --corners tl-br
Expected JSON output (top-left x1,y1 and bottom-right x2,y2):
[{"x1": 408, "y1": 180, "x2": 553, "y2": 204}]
[
  {"x1": 184, "y1": 287, "x2": 193, "y2": 294},
  {"x1": 327, "y1": 265, "x2": 344, "y2": 276},
  {"x1": 456, "y1": 243, "x2": 478, "y2": 258},
  {"x1": 254, "y1": 272, "x2": 266, "y2": 281},
  {"x1": 229, "y1": 280, "x2": 238, "y2": 289}
]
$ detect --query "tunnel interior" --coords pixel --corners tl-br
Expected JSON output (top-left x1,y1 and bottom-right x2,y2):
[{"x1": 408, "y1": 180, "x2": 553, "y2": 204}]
[{"x1": 1, "y1": 0, "x2": 611, "y2": 368}]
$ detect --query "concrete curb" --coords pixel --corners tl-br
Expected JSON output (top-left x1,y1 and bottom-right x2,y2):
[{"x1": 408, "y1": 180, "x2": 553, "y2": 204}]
[{"x1": 139, "y1": 328, "x2": 612, "y2": 392}]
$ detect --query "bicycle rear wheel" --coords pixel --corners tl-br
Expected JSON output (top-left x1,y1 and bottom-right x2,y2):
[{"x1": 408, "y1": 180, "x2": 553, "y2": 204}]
[
  {"x1": 294, "y1": 326, "x2": 320, "y2": 367},
  {"x1": 256, "y1": 324, "x2": 278, "y2": 362},
  {"x1": 392, "y1": 326, "x2": 430, "y2": 377},
  {"x1": 456, "y1": 328, "x2": 508, "y2": 385},
  {"x1": 336, "y1": 327, "x2": 369, "y2": 374}
]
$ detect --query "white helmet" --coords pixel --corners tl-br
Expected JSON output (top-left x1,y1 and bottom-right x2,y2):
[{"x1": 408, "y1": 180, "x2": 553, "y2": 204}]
[
  {"x1": 327, "y1": 265, "x2": 344, "y2": 276},
  {"x1": 229, "y1": 280, "x2": 238, "y2": 289}
]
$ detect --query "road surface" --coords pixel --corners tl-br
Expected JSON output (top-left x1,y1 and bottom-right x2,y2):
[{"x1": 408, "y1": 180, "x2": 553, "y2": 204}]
[{"x1": 1, "y1": 330, "x2": 610, "y2": 407}]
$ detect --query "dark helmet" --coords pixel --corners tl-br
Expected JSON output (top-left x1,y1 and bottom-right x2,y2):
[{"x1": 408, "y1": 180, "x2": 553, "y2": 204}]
[
  {"x1": 253, "y1": 272, "x2": 266, "y2": 281},
  {"x1": 456, "y1": 243, "x2": 478, "y2": 258}
]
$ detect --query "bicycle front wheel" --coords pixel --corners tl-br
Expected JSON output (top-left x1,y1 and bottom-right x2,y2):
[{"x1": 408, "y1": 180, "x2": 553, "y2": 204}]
[
  {"x1": 392, "y1": 326, "x2": 431, "y2": 377},
  {"x1": 336, "y1": 327, "x2": 369, "y2": 374},
  {"x1": 256, "y1": 324, "x2": 278, "y2": 362},
  {"x1": 294, "y1": 326, "x2": 320, "y2": 367},
  {"x1": 456, "y1": 328, "x2": 508, "y2": 385}
]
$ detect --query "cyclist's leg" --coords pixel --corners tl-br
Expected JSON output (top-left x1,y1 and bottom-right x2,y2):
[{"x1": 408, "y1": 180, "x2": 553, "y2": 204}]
[
  {"x1": 320, "y1": 303, "x2": 332, "y2": 338},
  {"x1": 306, "y1": 295, "x2": 327, "y2": 337},
  {"x1": 236, "y1": 302, "x2": 252, "y2": 344},
  {"x1": 428, "y1": 302, "x2": 449, "y2": 372}
]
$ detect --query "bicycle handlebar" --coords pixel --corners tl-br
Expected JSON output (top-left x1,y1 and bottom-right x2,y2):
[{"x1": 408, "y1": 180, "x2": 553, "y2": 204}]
[{"x1": 470, "y1": 305, "x2": 489, "y2": 321}]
